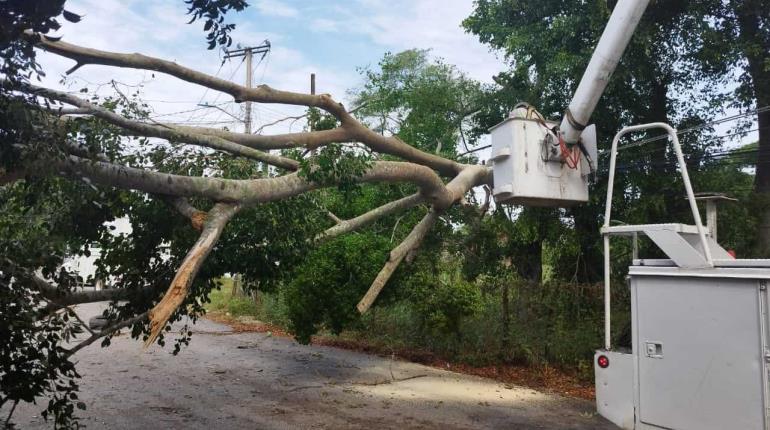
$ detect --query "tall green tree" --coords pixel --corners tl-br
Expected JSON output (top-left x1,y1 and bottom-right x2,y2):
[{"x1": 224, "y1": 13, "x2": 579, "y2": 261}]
[
  {"x1": 282, "y1": 50, "x2": 488, "y2": 340},
  {"x1": 464, "y1": 0, "x2": 759, "y2": 277},
  {"x1": 353, "y1": 49, "x2": 485, "y2": 158},
  {"x1": 689, "y1": 0, "x2": 770, "y2": 254}
]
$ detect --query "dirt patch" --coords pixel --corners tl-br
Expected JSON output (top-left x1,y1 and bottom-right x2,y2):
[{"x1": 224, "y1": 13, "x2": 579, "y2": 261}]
[{"x1": 205, "y1": 311, "x2": 595, "y2": 400}]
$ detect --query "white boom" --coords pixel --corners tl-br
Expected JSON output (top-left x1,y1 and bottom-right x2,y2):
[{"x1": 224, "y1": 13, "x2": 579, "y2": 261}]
[{"x1": 559, "y1": 0, "x2": 651, "y2": 143}]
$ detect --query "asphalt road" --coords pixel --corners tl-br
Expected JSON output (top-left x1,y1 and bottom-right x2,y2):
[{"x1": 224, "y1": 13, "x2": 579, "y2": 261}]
[{"x1": 12, "y1": 303, "x2": 618, "y2": 429}]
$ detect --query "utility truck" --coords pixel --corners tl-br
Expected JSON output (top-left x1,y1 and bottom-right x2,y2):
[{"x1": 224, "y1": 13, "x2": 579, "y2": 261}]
[{"x1": 489, "y1": 1, "x2": 770, "y2": 429}]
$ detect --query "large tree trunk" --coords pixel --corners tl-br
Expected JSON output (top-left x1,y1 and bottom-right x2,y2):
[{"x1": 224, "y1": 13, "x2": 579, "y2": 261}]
[
  {"x1": 755, "y1": 106, "x2": 770, "y2": 257},
  {"x1": 733, "y1": 0, "x2": 770, "y2": 256},
  {"x1": 500, "y1": 280, "x2": 511, "y2": 361},
  {"x1": 514, "y1": 240, "x2": 542, "y2": 284}
]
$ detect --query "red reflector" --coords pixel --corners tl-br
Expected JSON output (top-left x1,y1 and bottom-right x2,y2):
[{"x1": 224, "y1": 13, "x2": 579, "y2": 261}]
[{"x1": 597, "y1": 355, "x2": 610, "y2": 369}]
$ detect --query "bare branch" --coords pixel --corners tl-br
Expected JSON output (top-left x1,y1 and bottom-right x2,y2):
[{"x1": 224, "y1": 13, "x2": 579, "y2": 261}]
[
  {"x1": 19, "y1": 83, "x2": 300, "y2": 171},
  {"x1": 29, "y1": 33, "x2": 464, "y2": 175},
  {"x1": 316, "y1": 193, "x2": 424, "y2": 242},
  {"x1": 67, "y1": 312, "x2": 149, "y2": 357},
  {"x1": 356, "y1": 209, "x2": 439, "y2": 313},
  {"x1": 2, "y1": 258, "x2": 163, "y2": 308},
  {"x1": 254, "y1": 113, "x2": 308, "y2": 134},
  {"x1": 161, "y1": 196, "x2": 207, "y2": 231},
  {"x1": 28, "y1": 31, "x2": 348, "y2": 113},
  {"x1": 49, "y1": 155, "x2": 254, "y2": 202},
  {"x1": 325, "y1": 210, "x2": 343, "y2": 224},
  {"x1": 42, "y1": 155, "x2": 459, "y2": 208},
  {"x1": 145, "y1": 203, "x2": 240, "y2": 346},
  {"x1": 48, "y1": 107, "x2": 90, "y2": 115},
  {"x1": 171, "y1": 125, "x2": 350, "y2": 151}
]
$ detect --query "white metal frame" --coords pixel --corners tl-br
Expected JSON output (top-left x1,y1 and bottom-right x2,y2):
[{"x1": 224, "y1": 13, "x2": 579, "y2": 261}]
[{"x1": 602, "y1": 122, "x2": 712, "y2": 350}]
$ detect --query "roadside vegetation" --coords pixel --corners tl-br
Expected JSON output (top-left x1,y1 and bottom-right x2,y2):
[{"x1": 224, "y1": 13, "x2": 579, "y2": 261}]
[{"x1": 207, "y1": 273, "x2": 627, "y2": 385}]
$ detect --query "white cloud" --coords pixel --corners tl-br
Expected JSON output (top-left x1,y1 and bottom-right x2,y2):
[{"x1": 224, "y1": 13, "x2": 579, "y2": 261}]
[
  {"x1": 254, "y1": 0, "x2": 299, "y2": 18},
  {"x1": 311, "y1": 18, "x2": 340, "y2": 33},
  {"x1": 337, "y1": 0, "x2": 505, "y2": 83}
]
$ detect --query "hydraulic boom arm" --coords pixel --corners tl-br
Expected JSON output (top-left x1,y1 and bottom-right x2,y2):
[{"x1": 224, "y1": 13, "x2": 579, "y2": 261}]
[{"x1": 559, "y1": 0, "x2": 651, "y2": 144}]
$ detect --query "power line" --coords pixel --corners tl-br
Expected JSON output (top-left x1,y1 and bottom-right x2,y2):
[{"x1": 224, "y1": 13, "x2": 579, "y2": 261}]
[
  {"x1": 611, "y1": 106, "x2": 770, "y2": 154},
  {"x1": 147, "y1": 101, "x2": 232, "y2": 120},
  {"x1": 190, "y1": 57, "x2": 246, "y2": 124},
  {"x1": 224, "y1": 41, "x2": 271, "y2": 134},
  {"x1": 185, "y1": 60, "x2": 227, "y2": 123}
]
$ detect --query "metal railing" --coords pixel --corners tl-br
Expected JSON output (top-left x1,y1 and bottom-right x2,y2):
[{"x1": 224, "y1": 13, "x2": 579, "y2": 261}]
[{"x1": 601, "y1": 122, "x2": 712, "y2": 350}]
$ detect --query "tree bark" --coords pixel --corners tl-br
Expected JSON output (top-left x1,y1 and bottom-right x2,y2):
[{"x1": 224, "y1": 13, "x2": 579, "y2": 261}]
[
  {"x1": 146, "y1": 203, "x2": 240, "y2": 346},
  {"x1": 500, "y1": 280, "x2": 511, "y2": 361},
  {"x1": 733, "y1": 0, "x2": 770, "y2": 255},
  {"x1": 316, "y1": 193, "x2": 424, "y2": 242},
  {"x1": 356, "y1": 209, "x2": 439, "y2": 313}
]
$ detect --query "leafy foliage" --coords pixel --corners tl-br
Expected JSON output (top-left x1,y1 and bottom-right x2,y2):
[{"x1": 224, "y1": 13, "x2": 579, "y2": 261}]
[
  {"x1": 353, "y1": 49, "x2": 485, "y2": 157},
  {"x1": 184, "y1": 0, "x2": 249, "y2": 50},
  {"x1": 0, "y1": 278, "x2": 83, "y2": 429},
  {"x1": 0, "y1": 1, "x2": 249, "y2": 425},
  {"x1": 298, "y1": 143, "x2": 373, "y2": 193},
  {"x1": 285, "y1": 233, "x2": 392, "y2": 343}
]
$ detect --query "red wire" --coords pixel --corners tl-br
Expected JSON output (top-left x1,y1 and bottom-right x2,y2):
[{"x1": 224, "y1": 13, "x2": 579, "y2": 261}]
[{"x1": 558, "y1": 134, "x2": 581, "y2": 169}]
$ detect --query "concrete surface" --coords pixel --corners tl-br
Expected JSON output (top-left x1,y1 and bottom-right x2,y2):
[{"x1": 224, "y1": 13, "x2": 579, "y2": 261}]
[{"x1": 11, "y1": 303, "x2": 618, "y2": 429}]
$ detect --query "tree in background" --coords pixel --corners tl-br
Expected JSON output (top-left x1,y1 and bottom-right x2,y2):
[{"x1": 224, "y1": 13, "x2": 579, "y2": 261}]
[
  {"x1": 464, "y1": 0, "x2": 764, "y2": 278},
  {"x1": 688, "y1": 0, "x2": 770, "y2": 254},
  {"x1": 282, "y1": 50, "x2": 488, "y2": 342}
]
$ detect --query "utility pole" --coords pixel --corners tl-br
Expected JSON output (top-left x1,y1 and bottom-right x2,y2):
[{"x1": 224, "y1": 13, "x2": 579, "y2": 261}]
[
  {"x1": 202, "y1": 43, "x2": 271, "y2": 297},
  {"x1": 310, "y1": 73, "x2": 316, "y2": 132},
  {"x1": 224, "y1": 41, "x2": 271, "y2": 134},
  {"x1": 310, "y1": 73, "x2": 316, "y2": 96},
  {"x1": 244, "y1": 49, "x2": 252, "y2": 133}
]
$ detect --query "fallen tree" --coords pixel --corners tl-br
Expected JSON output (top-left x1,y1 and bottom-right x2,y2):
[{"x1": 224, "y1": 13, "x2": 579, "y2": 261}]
[
  {"x1": 2, "y1": 35, "x2": 491, "y2": 350},
  {"x1": 0, "y1": 3, "x2": 494, "y2": 426}
]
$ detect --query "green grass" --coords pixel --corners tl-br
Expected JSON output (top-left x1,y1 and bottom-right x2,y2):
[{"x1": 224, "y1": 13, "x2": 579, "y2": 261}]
[
  {"x1": 205, "y1": 277, "x2": 291, "y2": 327},
  {"x1": 206, "y1": 277, "x2": 259, "y2": 317}
]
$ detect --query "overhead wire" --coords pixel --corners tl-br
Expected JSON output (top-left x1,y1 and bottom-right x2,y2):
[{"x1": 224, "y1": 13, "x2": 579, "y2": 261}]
[
  {"x1": 190, "y1": 57, "x2": 246, "y2": 124},
  {"x1": 146, "y1": 101, "x2": 232, "y2": 120},
  {"x1": 609, "y1": 106, "x2": 770, "y2": 155},
  {"x1": 185, "y1": 59, "x2": 227, "y2": 122}
]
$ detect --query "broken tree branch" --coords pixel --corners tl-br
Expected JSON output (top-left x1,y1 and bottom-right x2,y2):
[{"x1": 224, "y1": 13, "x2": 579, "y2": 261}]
[
  {"x1": 28, "y1": 33, "x2": 464, "y2": 176},
  {"x1": 355, "y1": 165, "x2": 491, "y2": 312},
  {"x1": 43, "y1": 155, "x2": 457, "y2": 208},
  {"x1": 67, "y1": 312, "x2": 149, "y2": 357},
  {"x1": 2, "y1": 258, "x2": 163, "y2": 307},
  {"x1": 145, "y1": 203, "x2": 240, "y2": 346},
  {"x1": 161, "y1": 196, "x2": 208, "y2": 231},
  {"x1": 356, "y1": 209, "x2": 439, "y2": 313},
  {"x1": 20, "y1": 83, "x2": 300, "y2": 171},
  {"x1": 170, "y1": 125, "x2": 351, "y2": 151},
  {"x1": 316, "y1": 193, "x2": 424, "y2": 242}
]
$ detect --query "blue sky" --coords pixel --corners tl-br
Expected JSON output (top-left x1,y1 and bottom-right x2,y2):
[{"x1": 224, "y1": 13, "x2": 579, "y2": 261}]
[{"x1": 37, "y1": 0, "x2": 505, "y2": 134}]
